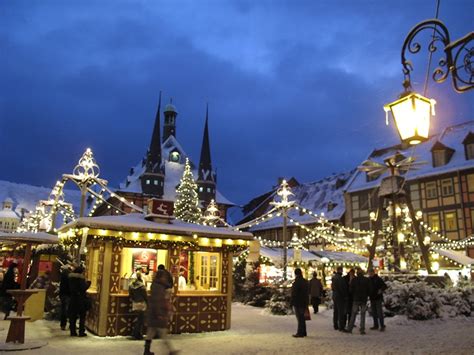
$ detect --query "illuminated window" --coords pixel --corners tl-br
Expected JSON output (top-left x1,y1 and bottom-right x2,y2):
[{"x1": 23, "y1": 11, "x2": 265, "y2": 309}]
[
  {"x1": 154, "y1": 180, "x2": 158, "y2": 186},
  {"x1": 467, "y1": 174, "x2": 474, "y2": 192},
  {"x1": 178, "y1": 251, "x2": 221, "y2": 292},
  {"x1": 426, "y1": 182, "x2": 437, "y2": 199},
  {"x1": 146, "y1": 179, "x2": 150, "y2": 185},
  {"x1": 169, "y1": 151, "x2": 180, "y2": 162},
  {"x1": 444, "y1": 212, "x2": 457, "y2": 231},
  {"x1": 120, "y1": 248, "x2": 168, "y2": 281},
  {"x1": 199, "y1": 187, "x2": 204, "y2": 192},
  {"x1": 441, "y1": 179, "x2": 453, "y2": 196},
  {"x1": 427, "y1": 213, "x2": 440, "y2": 231}
]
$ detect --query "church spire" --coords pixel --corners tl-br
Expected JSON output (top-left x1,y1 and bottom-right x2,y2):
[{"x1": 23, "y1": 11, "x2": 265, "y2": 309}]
[
  {"x1": 163, "y1": 98, "x2": 178, "y2": 142},
  {"x1": 141, "y1": 92, "x2": 165, "y2": 196},
  {"x1": 197, "y1": 103, "x2": 216, "y2": 202}
]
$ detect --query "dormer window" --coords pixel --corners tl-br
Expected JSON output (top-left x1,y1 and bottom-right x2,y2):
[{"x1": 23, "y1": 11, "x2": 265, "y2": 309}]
[
  {"x1": 463, "y1": 132, "x2": 474, "y2": 160},
  {"x1": 430, "y1": 141, "x2": 455, "y2": 168},
  {"x1": 327, "y1": 201, "x2": 337, "y2": 212}
]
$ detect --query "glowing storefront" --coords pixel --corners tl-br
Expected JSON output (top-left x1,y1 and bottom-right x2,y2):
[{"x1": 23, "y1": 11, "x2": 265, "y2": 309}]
[{"x1": 58, "y1": 213, "x2": 252, "y2": 336}]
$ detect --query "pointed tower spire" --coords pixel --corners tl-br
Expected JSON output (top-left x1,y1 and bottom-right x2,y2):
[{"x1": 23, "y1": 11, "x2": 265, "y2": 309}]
[
  {"x1": 141, "y1": 91, "x2": 165, "y2": 196},
  {"x1": 197, "y1": 103, "x2": 216, "y2": 203},
  {"x1": 163, "y1": 97, "x2": 178, "y2": 142}
]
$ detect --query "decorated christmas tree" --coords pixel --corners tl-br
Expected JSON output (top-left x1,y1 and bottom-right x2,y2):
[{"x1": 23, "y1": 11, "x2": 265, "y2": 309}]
[{"x1": 174, "y1": 158, "x2": 201, "y2": 223}]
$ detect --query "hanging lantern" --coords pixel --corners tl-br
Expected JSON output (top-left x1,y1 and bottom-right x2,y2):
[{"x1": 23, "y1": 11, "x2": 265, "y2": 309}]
[{"x1": 384, "y1": 92, "x2": 436, "y2": 145}]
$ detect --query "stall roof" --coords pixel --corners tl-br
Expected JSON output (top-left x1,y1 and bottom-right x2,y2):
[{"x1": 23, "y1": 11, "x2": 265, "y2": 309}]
[
  {"x1": 434, "y1": 249, "x2": 474, "y2": 266},
  {"x1": 0, "y1": 231, "x2": 58, "y2": 244},
  {"x1": 310, "y1": 250, "x2": 367, "y2": 263},
  {"x1": 59, "y1": 213, "x2": 253, "y2": 240},
  {"x1": 260, "y1": 246, "x2": 321, "y2": 264}
]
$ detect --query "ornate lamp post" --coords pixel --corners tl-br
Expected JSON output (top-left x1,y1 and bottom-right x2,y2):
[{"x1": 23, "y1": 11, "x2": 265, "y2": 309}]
[{"x1": 385, "y1": 19, "x2": 473, "y2": 145}]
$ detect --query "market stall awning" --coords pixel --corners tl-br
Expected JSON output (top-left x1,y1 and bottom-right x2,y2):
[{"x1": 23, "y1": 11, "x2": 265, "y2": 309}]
[
  {"x1": 310, "y1": 250, "x2": 367, "y2": 264},
  {"x1": 0, "y1": 231, "x2": 58, "y2": 244},
  {"x1": 434, "y1": 249, "x2": 474, "y2": 267},
  {"x1": 259, "y1": 246, "x2": 321, "y2": 265}
]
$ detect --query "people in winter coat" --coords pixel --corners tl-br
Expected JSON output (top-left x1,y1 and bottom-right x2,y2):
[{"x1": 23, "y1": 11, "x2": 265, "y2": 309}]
[
  {"x1": 343, "y1": 268, "x2": 355, "y2": 327},
  {"x1": 290, "y1": 268, "x2": 309, "y2": 338},
  {"x1": 0, "y1": 263, "x2": 19, "y2": 320},
  {"x1": 59, "y1": 264, "x2": 71, "y2": 330},
  {"x1": 368, "y1": 269, "x2": 387, "y2": 331},
  {"x1": 144, "y1": 269, "x2": 177, "y2": 355},
  {"x1": 347, "y1": 268, "x2": 371, "y2": 334},
  {"x1": 309, "y1": 272, "x2": 323, "y2": 314},
  {"x1": 30, "y1": 270, "x2": 51, "y2": 289},
  {"x1": 157, "y1": 264, "x2": 173, "y2": 289},
  {"x1": 68, "y1": 266, "x2": 91, "y2": 337},
  {"x1": 331, "y1": 266, "x2": 348, "y2": 331},
  {"x1": 129, "y1": 270, "x2": 148, "y2": 340}
]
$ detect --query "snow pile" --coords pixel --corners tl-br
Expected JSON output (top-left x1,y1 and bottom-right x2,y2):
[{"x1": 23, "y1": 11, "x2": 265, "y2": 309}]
[{"x1": 384, "y1": 280, "x2": 473, "y2": 320}]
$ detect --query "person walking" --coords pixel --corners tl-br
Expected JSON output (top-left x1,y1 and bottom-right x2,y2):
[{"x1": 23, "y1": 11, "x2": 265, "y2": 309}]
[
  {"x1": 309, "y1": 272, "x2": 323, "y2": 314},
  {"x1": 0, "y1": 262, "x2": 19, "y2": 320},
  {"x1": 343, "y1": 268, "x2": 355, "y2": 328},
  {"x1": 59, "y1": 264, "x2": 71, "y2": 330},
  {"x1": 369, "y1": 269, "x2": 387, "y2": 331},
  {"x1": 331, "y1": 266, "x2": 348, "y2": 331},
  {"x1": 144, "y1": 269, "x2": 177, "y2": 355},
  {"x1": 68, "y1": 265, "x2": 91, "y2": 337},
  {"x1": 290, "y1": 268, "x2": 309, "y2": 338},
  {"x1": 347, "y1": 268, "x2": 371, "y2": 335},
  {"x1": 129, "y1": 269, "x2": 148, "y2": 340}
]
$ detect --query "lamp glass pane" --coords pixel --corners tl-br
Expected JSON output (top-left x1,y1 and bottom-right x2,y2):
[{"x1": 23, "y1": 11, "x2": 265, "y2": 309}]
[{"x1": 391, "y1": 94, "x2": 431, "y2": 143}]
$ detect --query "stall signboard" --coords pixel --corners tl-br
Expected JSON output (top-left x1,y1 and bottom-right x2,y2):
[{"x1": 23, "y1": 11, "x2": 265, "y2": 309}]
[{"x1": 132, "y1": 249, "x2": 157, "y2": 273}]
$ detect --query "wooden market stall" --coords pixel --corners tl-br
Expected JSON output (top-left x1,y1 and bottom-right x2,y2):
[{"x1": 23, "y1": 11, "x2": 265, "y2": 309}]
[{"x1": 58, "y1": 213, "x2": 252, "y2": 337}]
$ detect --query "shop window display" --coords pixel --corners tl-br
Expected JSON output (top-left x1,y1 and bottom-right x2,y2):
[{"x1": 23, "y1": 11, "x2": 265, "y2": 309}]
[{"x1": 178, "y1": 251, "x2": 220, "y2": 292}]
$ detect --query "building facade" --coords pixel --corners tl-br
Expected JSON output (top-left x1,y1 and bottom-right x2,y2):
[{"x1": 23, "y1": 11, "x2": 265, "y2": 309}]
[
  {"x1": 344, "y1": 121, "x2": 474, "y2": 257},
  {"x1": 0, "y1": 198, "x2": 20, "y2": 232},
  {"x1": 93, "y1": 97, "x2": 233, "y2": 219}
]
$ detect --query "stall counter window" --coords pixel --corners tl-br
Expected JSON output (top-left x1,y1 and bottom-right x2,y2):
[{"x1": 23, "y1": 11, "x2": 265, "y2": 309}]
[
  {"x1": 178, "y1": 251, "x2": 221, "y2": 293},
  {"x1": 88, "y1": 247, "x2": 100, "y2": 291}
]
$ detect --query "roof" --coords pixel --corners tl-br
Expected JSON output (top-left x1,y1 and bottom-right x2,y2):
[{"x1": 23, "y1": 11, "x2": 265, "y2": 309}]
[
  {"x1": 248, "y1": 171, "x2": 354, "y2": 231},
  {"x1": 0, "y1": 209, "x2": 20, "y2": 220},
  {"x1": 118, "y1": 135, "x2": 234, "y2": 206},
  {"x1": 346, "y1": 121, "x2": 474, "y2": 193},
  {"x1": 260, "y1": 246, "x2": 320, "y2": 264},
  {"x1": 59, "y1": 213, "x2": 253, "y2": 239},
  {"x1": 0, "y1": 180, "x2": 82, "y2": 216},
  {"x1": 310, "y1": 250, "x2": 368, "y2": 263},
  {"x1": 0, "y1": 231, "x2": 58, "y2": 244},
  {"x1": 435, "y1": 249, "x2": 474, "y2": 266}
]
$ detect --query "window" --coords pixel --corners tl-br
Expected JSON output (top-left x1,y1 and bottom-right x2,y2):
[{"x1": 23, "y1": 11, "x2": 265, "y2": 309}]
[
  {"x1": 441, "y1": 179, "x2": 454, "y2": 196},
  {"x1": 359, "y1": 193, "x2": 369, "y2": 210},
  {"x1": 199, "y1": 187, "x2": 203, "y2": 192},
  {"x1": 467, "y1": 174, "x2": 474, "y2": 192},
  {"x1": 427, "y1": 213, "x2": 440, "y2": 231},
  {"x1": 178, "y1": 251, "x2": 220, "y2": 292},
  {"x1": 146, "y1": 179, "x2": 150, "y2": 185},
  {"x1": 153, "y1": 180, "x2": 158, "y2": 186},
  {"x1": 169, "y1": 151, "x2": 180, "y2": 162},
  {"x1": 426, "y1": 182, "x2": 437, "y2": 199},
  {"x1": 444, "y1": 212, "x2": 457, "y2": 231},
  {"x1": 206, "y1": 187, "x2": 211, "y2": 193},
  {"x1": 433, "y1": 150, "x2": 446, "y2": 167},
  {"x1": 467, "y1": 144, "x2": 474, "y2": 160}
]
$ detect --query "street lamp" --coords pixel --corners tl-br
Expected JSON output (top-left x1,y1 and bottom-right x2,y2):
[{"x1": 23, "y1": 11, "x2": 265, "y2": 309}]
[{"x1": 385, "y1": 18, "x2": 473, "y2": 145}]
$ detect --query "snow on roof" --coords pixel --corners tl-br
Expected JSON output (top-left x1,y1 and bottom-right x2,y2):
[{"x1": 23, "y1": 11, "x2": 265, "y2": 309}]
[
  {"x1": 0, "y1": 231, "x2": 58, "y2": 244},
  {"x1": 310, "y1": 250, "x2": 367, "y2": 263},
  {"x1": 59, "y1": 213, "x2": 253, "y2": 239},
  {"x1": 249, "y1": 171, "x2": 354, "y2": 231},
  {"x1": 117, "y1": 136, "x2": 234, "y2": 206},
  {"x1": 0, "y1": 209, "x2": 20, "y2": 220},
  {"x1": 435, "y1": 249, "x2": 474, "y2": 266},
  {"x1": 260, "y1": 246, "x2": 320, "y2": 264},
  {"x1": 346, "y1": 121, "x2": 474, "y2": 193},
  {"x1": 0, "y1": 180, "x2": 82, "y2": 215}
]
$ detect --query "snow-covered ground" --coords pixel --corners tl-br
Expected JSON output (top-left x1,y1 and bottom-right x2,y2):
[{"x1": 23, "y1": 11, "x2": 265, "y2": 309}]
[{"x1": 2, "y1": 303, "x2": 473, "y2": 354}]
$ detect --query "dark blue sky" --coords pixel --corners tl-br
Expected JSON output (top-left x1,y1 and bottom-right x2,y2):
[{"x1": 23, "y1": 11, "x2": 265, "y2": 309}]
[{"x1": 0, "y1": 0, "x2": 473, "y2": 205}]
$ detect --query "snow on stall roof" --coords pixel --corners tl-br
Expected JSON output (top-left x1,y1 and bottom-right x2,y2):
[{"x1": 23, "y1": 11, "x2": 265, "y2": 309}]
[
  {"x1": 346, "y1": 121, "x2": 474, "y2": 193},
  {"x1": 0, "y1": 180, "x2": 82, "y2": 215},
  {"x1": 249, "y1": 171, "x2": 353, "y2": 231},
  {"x1": 59, "y1": 213, "x2": 252, "y2": 239},
  {"x1": 260, "y1": 247, "x2": 320, "y2": 264},
  {"x1": 311, "y1": 250, "x2": 367, "y2": 263},
  {"x1": 117, "y1": 136, "x2": 234, "y2": 205},
  {"x1": 435, "y1": 249, "x2": 474, "y2": 266},
  {"x1": 0, "y1": 231, "x2": 58, "y2": 244}
]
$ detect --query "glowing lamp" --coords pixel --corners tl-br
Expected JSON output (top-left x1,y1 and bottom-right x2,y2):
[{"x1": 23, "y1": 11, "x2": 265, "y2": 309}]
[{"x1": 384, "y1": 92, "x2": 436, "y2": 145}]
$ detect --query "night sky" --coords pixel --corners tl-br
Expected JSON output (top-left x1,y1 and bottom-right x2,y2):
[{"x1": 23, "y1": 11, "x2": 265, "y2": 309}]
[{"x1": 1, "y1": 0, "x2": 473, "y2": 205}]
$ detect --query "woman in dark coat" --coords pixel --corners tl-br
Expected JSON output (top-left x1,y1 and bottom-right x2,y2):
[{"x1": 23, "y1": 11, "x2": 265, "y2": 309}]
[
  {"x1": 68, "y1": 266, "x2": 90, "y2": 337},
  {"x1": 144, "y1": 270, "x2": 177, "y2": 355},
  {"x1": 129, "y1": 270, "x2": 148, "y2": 340},
  {"x1": 1, "y1": 263, "x2": 19, "y2": 320}
]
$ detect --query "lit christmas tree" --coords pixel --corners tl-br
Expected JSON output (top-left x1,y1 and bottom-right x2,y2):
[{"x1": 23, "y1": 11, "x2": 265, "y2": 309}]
[{"x1": 174, "y1": 158, "x2": 201, "y2": 223}]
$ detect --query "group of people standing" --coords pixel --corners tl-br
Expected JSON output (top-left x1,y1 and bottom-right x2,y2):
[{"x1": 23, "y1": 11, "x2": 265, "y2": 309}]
[{"x1": 290, "y1": 266, "x2": 387, "y2": 337}]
